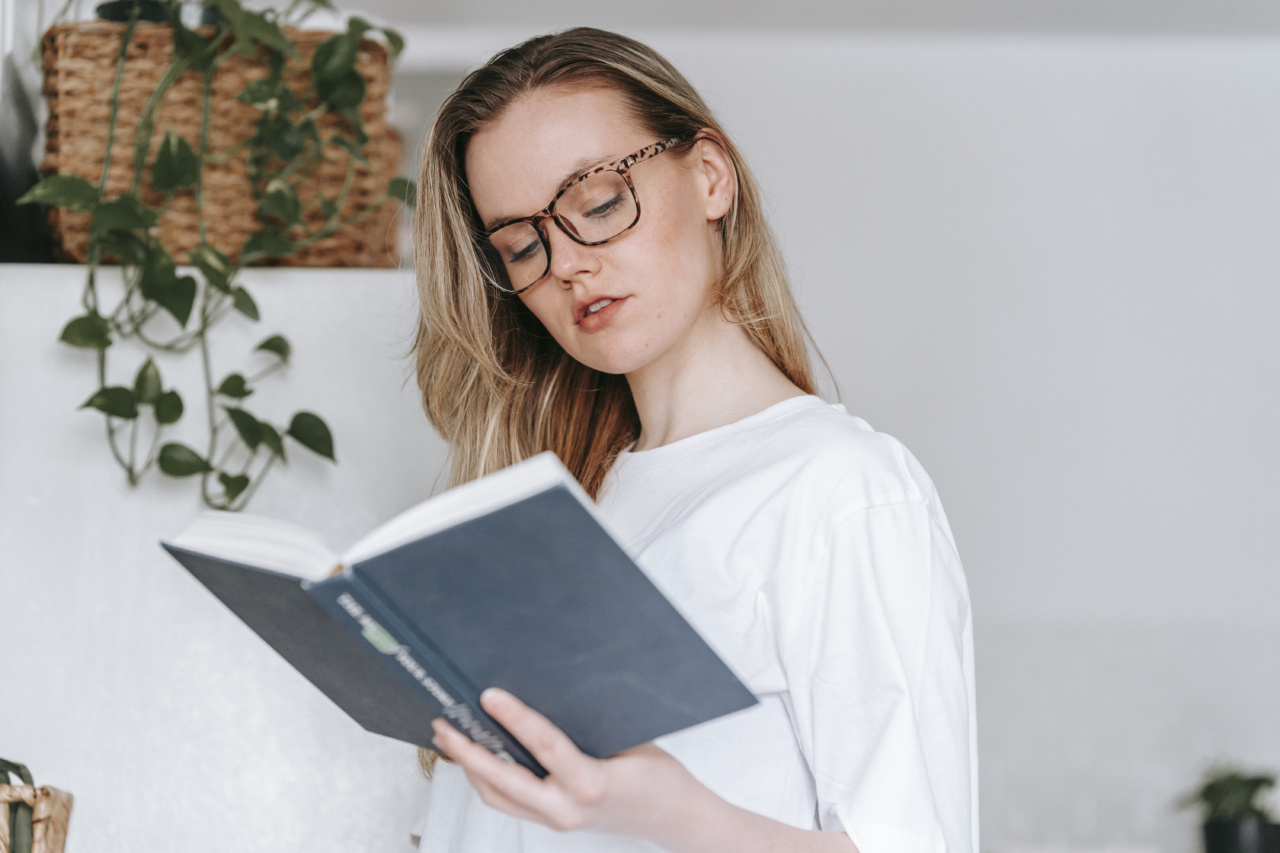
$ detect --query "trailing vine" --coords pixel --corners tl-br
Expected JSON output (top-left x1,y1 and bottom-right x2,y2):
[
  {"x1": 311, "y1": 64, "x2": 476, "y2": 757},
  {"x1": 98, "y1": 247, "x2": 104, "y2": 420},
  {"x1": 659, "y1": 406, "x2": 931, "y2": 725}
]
[{"x1": 20, "y1": 0, "x2": 414, "y2": 510}]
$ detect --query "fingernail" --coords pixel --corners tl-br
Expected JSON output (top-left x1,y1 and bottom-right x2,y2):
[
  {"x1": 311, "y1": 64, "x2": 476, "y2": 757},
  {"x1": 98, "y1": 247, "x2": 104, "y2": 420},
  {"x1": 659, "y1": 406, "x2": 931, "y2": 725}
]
[{"x1": 480, "y1": 687, "x2": 510, "y2": 705}]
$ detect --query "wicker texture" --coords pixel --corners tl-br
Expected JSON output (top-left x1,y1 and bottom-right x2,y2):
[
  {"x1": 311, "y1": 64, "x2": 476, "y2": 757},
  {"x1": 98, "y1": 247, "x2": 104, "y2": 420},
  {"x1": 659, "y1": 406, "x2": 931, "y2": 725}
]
[
  {"x1": 0, "y1": 785, "x2": 73, "y2": 853},
  {"x1": 40, "y1": 21, "x2": 401, "y2": 267}
]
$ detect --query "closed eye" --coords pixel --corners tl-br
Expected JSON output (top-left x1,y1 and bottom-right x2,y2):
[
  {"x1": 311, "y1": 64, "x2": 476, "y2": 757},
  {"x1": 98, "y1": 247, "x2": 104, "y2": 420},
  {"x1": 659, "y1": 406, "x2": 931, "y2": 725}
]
[
  {"x1": 585, "y1": 194, "x2": 626, "y2": 219},
  {"x1": 506, "y1": 239, "x2": 543, "y2": 264}
]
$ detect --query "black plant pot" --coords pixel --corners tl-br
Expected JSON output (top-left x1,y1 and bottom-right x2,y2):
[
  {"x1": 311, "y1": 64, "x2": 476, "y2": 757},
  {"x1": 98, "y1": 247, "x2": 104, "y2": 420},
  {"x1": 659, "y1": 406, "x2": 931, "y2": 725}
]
[
  {"x1": 95, "y1": 1, "x2": 168, "y2": 23},
  {"x1": 1204, "y1": 818, "x2": 1280, "y2": 853}
]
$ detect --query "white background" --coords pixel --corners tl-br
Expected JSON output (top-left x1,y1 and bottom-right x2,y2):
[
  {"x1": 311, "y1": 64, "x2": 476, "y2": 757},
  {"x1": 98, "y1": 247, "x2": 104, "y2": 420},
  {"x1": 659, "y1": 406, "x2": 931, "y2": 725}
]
[{"x1": 2, "y1": 13, "x2": 1279, "y2": 853}]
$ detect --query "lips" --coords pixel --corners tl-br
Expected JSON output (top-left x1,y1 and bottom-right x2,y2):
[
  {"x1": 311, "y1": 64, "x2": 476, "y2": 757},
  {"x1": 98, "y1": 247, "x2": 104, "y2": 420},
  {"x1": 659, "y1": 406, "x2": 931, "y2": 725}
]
[
  {"x1": 574, "y1": 295, "x2": 626, "y2": 325},
  {"x1": 574, "y1": 295, "x2": 628, "y2": 333}
]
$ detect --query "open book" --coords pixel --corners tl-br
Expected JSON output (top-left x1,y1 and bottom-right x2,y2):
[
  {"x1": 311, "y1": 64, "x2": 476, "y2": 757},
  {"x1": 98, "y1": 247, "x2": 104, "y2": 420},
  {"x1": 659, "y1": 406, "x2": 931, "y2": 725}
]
[{"x1": 161, "y1": 452, "x2": 757, "y2": 777}]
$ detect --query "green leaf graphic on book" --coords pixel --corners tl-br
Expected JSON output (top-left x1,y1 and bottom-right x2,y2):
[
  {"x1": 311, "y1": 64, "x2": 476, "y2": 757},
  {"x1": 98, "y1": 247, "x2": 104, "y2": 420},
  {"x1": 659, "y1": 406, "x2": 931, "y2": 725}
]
[{"x1": 361, "y1": 622, "x2": 400, "y2": 654}]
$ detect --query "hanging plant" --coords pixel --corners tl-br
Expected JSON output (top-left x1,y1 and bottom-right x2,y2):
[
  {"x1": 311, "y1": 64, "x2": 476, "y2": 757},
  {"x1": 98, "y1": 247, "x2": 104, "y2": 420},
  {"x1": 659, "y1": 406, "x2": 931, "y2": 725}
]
[{"x1": 20, "y1": 0, "x2": 414, "y2": 510}]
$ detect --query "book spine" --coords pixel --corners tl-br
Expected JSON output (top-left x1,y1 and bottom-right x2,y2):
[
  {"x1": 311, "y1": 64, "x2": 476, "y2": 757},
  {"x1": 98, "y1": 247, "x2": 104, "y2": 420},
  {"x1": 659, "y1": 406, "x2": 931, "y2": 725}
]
[{"x1": 307, "y1": 574, "x2": 546, "y2": 778}]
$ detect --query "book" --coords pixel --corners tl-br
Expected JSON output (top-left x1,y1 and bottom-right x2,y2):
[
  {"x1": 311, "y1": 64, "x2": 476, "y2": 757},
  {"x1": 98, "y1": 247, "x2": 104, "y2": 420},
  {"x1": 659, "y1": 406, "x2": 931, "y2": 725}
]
[{"x1": 161, "y1": 452, "x2": 757, "y2": 777}]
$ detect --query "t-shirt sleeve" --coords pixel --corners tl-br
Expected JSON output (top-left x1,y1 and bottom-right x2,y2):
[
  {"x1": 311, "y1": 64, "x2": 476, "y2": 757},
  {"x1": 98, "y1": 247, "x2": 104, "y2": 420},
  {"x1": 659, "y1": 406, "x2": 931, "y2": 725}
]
[{"x1": 774, "y1": 497, "x2": 977, "y2": 853}]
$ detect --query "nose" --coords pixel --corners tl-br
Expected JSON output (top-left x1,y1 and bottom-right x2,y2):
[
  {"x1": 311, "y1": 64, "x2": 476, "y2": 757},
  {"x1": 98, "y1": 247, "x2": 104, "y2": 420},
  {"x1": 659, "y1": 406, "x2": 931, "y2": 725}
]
[{"x1": 542, "y1": 217, "x2": 600, "y2": 286}]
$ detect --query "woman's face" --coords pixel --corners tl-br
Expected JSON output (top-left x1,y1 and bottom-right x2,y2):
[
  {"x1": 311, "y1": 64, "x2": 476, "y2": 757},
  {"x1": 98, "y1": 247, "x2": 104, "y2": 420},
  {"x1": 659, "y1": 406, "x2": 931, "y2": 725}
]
[{"x1": 465, "y1": 86, "x2": 734, "y2": 378}]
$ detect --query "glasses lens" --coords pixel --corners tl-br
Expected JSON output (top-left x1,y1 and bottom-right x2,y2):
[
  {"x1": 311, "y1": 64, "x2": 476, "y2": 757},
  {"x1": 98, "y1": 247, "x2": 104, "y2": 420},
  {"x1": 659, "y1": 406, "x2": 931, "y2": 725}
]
[
  {"x1": 559, "y1": 171, "x2": 637, "y2": 243},
  {"x1": 486, "y1": 222, "x2": 546, "y2": 292}
]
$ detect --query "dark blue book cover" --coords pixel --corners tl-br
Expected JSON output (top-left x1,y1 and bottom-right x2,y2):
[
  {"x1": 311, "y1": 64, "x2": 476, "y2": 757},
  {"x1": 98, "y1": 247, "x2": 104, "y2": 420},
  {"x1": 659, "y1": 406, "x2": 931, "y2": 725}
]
[
  {"x1": 353, "y1": 485, "x2": 758, "y2": 759},
  {"x1": 162, "y1": 453, "x2": 758, "y2": 773}
]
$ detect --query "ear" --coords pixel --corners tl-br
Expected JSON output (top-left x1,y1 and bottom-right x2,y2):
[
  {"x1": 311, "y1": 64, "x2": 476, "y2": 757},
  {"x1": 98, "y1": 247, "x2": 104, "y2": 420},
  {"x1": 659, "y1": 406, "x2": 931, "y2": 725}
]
[{"x1": 692, "y1": 132, "x2": 736, "y2": 223}]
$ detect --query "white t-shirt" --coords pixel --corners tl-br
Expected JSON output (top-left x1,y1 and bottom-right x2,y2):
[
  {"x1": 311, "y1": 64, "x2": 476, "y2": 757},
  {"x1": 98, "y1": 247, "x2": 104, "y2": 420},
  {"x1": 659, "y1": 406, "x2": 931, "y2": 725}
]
[{"x1": 413, "y1": 395, "x2": 978, "y2": 853}]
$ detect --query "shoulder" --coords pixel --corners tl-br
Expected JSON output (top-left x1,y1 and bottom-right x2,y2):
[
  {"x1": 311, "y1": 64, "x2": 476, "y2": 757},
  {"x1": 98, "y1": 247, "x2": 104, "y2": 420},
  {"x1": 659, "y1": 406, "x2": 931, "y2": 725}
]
[
  {"x1": 600, "y1": 395, "x2": 948, "y2": 546},
  {"x1": 733, "y1": 396, "x2": 937, "y2": 518}
]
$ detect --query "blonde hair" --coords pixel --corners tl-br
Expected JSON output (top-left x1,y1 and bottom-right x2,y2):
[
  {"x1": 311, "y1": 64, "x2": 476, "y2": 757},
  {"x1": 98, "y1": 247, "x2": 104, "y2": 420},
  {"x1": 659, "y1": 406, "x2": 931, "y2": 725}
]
[{"x1": 411, "y1": 27, "x2": 818, "y2": 776}]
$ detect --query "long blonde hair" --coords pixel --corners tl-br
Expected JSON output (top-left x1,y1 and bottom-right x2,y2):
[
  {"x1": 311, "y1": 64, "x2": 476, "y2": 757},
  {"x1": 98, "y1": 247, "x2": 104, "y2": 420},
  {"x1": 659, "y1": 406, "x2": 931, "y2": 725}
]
[{"x1": 411, "y1": 27, "x2": 818, "y2": 775}]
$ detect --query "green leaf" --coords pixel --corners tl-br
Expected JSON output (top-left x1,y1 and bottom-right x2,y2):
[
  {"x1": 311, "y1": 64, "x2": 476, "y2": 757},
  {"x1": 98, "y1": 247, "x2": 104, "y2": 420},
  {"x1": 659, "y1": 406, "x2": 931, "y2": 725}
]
[
  {"x1": 161, "y1": 275, "x2": 197, "y2": 327},
  {"x1": 236, "y1": 78, "x2": 300, "y2": 113},
  {"x1": 90, "y1": 195, "x2": 157, "y2": 236},
  {"x1": 208, "y1": 0, "x2": 245, "y2": 29},
  {"x1": 318, "y1": 198, "x2": 337, "y2": 218},
  {"x1": 59, "y1": 313, "x2": 112, "y2": 349},
  {"x1": 240, "y1": 232, "x2": 294, "y2": 264},
  {"x1": 238, "y1": 9, "x2": 297, "y2": 57},
  {"x1": 227, "y1": 34, "x2": 256, "y2": 58},
  {"x1": 81, "y1": 386, "x2": 138, "y2": 419},
  {"x1": 260, "y1": 179, "x2": 301, "y2": 224},
  {"x1": 379, "y1": 27, "x2": 404, "y2": 60},
  {"x1": 256, "y1": 334, "x2": 291, "y2": 361},
  {"x1": 287, "y1": 411, "x2": 335, "y2": 461},
  {"x1": 17, "y1": 174, "x2": 99, "y2": 211},
  {"x1": 219, "y1": 472, "x2": 251, "y2": 502},
  {"x1": 318, "y1": 70, "x2": 365, "y2": 110},
  {"x1": 154, "y1": 389, "x2": 184, "y2": 424},
  {"x1": 387, "y1": 177, "x2": 416, "y2": 206},
  {"x1": 98, "y1": 231, "x2": 149, "y2": 264},
  {"x1": 139, "y1": 247, "x2": 196, "y2": 327},
  {"x1": 336, "y1": 107, "x2": 368, "y2": 145},
  {"x1": 259, "y1": 114, "x2": 306, "y2": 160},
  {"x1": 347, "y1": 16, "x2": 372, "y2": 42},
  {"x1": 328, "y1": 134, "x2": 367, "y2": 163},
  {"x1": 158, "y1": 443, "x2": 212, "y2": 477},
  {"x1": 299, "y1": 117, "x2": 321, "y2": 143},
  {"x1": 258, "y1": 422, "x2": 286, "y2": 460},
  {"x1": 217, "y1": 373, "x2": 253, "y2": 399},
  {"x1": 271, "y1": 126, "x2": 307, "y2": 161},
  {"x1": 151, "y1": 130, "x2": 201, "y2": 193},
  {"x1": 237, "y1": 79, "x2": 275, "y2": 108},
  {"x1": 189, "y1": 244, "x2": 234, "y2": 292},
  {"x1": 133, "y1": 358, "x2": 162, "y2": 404},
  {"x1": 224, "y1": 406, "x2": 262, "y2": 449},
  {"x1": 231, "y1": 286, "x2": 260, "y2": 321},
  {"x1": 311, "y1": 32, "x2": 357, "y2": 82},
  {"x1": 171, "y1": 21, "x2": 214, "y2": 70},
  {"x1": 139, "y1": 243, "x2": 177, "y2": 298}
]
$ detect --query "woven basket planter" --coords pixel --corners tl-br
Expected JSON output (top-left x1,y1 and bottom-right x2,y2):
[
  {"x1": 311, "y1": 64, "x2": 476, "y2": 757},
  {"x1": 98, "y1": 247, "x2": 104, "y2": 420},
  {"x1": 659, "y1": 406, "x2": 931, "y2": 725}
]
[
  {"x1": 40, "y1": 21, "x2": 402, "y2": 268},
  {"x1": 0, "y1": 779, "x2": 72, "y2": 853}
]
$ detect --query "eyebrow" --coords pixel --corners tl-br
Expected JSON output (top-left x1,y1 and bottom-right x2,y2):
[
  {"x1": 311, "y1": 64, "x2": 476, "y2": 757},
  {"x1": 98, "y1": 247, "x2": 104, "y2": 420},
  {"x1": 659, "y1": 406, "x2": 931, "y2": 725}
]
[{"x1": 481, "y1": 153, "x2": 613, "y2": 231}]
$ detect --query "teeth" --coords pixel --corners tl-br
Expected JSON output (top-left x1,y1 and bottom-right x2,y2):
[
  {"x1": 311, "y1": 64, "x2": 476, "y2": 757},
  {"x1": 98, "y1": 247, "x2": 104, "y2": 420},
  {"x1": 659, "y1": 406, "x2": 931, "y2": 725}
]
[{"x1": 586, "y1": 299, "x2": 614, "y2": 315}]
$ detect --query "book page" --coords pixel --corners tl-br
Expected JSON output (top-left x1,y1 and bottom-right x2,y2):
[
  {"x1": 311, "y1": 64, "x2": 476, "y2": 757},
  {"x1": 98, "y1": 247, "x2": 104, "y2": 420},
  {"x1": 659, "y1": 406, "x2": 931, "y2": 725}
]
[
  {"x1": 343, "y1": 452, "x2": 582, "y2": 565},
  {"x1": 168, "y1": 511, "x2": 340, "y2": 582}
]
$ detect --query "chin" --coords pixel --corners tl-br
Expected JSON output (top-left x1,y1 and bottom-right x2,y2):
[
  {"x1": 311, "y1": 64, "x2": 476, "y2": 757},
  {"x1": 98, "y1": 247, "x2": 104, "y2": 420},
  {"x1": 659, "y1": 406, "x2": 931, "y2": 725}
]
[{"x1": 564, "y1": 339, "x2": 654, "y2": 377}]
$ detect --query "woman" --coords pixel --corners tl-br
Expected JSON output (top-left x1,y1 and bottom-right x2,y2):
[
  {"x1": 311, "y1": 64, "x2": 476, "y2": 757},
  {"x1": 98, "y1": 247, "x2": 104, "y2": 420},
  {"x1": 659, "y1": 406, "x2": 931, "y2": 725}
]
[{"x1": 411, "y1": 27, "x2": 977, "y2": 853}]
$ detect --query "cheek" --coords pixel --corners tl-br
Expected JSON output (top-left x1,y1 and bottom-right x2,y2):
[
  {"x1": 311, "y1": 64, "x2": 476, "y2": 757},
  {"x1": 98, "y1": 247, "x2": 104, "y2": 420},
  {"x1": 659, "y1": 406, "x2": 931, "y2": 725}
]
[
  {"x1": 517, "y1": 290, "x2": 563, "y2": 335},
  {"x1": 600, "y1": 184, "x2": 696, "y2": 277}
]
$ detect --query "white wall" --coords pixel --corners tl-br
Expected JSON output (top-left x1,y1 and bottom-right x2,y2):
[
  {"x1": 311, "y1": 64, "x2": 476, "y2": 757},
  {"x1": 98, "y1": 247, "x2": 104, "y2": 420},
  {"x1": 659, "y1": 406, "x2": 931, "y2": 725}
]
[
  {"x1": 2, "y1": 25, "x2": 1279, "y2": 853},
  {"x1": 638, "y1": 32, "x2": 1280, "y2": 853},
  {"x1": 0, "y1": 268, "x2": 444, "y2": 852}
]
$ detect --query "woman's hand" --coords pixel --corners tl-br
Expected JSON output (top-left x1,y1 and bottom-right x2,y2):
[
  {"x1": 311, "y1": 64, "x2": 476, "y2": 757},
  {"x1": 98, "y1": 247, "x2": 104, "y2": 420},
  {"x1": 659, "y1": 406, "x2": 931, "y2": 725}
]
[
  {"x1": 431, "y1": 689, "x2": 858, "y2": 853},
  {"x1": 430, "y1": 688, "x2": 700, "y2": 842}
]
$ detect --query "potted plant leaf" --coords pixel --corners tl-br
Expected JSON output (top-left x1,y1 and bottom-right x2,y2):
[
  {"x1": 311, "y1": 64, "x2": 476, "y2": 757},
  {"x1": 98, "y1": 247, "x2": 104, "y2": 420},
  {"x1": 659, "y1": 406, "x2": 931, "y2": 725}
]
[
  {"x1": 1179, "y1": 766, "x2": 1280, "y2": 853},
  {"x1": 18, "y1": 0, "x2": 414, "y2": 510}
]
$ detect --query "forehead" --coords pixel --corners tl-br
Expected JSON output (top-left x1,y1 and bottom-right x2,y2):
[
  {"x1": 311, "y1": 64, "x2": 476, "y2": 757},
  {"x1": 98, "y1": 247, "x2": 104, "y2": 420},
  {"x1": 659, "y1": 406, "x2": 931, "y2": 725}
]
[{"x1": 465, "y1": 86, "x2": 650, "y2": 226}]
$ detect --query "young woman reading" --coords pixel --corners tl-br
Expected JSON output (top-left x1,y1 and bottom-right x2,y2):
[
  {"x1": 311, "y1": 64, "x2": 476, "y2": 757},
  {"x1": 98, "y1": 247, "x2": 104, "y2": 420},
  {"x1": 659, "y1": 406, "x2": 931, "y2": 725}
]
[{"x1": 410, "y1": 27, "x2": 977, "y2": 853}]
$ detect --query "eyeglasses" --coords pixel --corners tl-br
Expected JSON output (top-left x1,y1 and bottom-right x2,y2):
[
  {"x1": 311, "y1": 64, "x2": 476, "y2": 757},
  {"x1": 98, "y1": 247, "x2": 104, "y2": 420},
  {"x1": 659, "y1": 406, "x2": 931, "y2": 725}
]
[{"x1": 479, "y1": 135, "x2": 691, "y2": 294}]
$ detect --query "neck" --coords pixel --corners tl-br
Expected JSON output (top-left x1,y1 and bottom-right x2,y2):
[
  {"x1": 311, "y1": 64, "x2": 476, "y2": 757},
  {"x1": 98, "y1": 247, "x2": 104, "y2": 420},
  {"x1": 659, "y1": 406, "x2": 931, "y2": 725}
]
[{"x1": 624, "y1": 304, "x2": 807, "y2": 451}]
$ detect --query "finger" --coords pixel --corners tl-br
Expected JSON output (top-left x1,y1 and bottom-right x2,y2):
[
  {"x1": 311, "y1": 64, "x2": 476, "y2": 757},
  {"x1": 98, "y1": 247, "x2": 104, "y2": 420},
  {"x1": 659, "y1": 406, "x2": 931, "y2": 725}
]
[
  {"x1": 480, "y1": 688, "x2": 598, "y2": 785},
  {"x1": 463, "y1": 773, "x2": 545, "y2": 823},
  {"x1": 432, "y1": 719, "x2": 552, "y2": 804},
  {"x1": 432, "y1": 718, "x2": 506, "y2": 770},
  {"x1": 433, "y1": 722, "x2": 542, "y2": 822},
  {"x1": 433, "y1": 716, "x2": 571, "y2": 823}
]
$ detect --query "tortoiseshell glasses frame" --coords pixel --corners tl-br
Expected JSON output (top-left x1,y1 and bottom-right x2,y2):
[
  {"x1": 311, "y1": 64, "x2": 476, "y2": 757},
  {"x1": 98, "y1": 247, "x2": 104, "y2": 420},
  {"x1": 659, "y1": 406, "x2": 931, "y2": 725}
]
[{"x1": 479, "y1": 135, "x2": 693, "y2": 294}]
